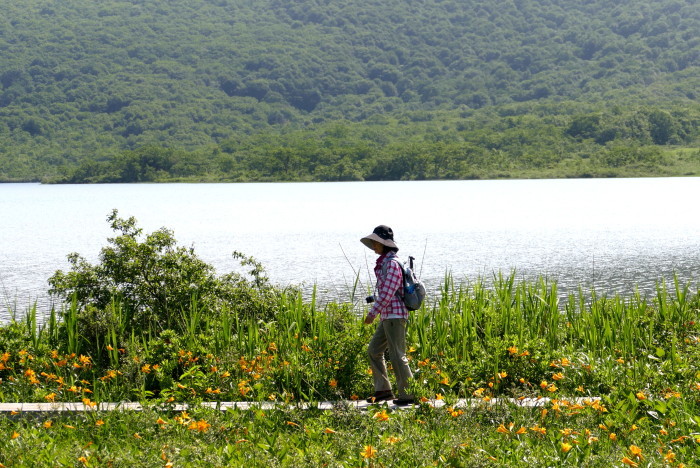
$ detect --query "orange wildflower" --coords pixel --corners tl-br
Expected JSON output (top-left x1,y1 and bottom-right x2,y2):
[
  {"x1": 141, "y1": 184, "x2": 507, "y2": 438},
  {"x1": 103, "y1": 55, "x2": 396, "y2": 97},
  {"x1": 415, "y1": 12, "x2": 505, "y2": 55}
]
[
  {"x1": 82, "y1": 398, "x2": 96, "y2": 408},
  {"x1": 530, "y1": 425, "x2": 547, "y2": 435},
  {"x1": 360, "y1": 445, "x2": 377, "y2": 459},
  {"x1": 628, "y1": 445, "x2": 643, "y2": 460},
  {"x1": 496, "y1": 423, "x2": 514, "y2": 434},
  {"x1": 188, "y1": 420, "x2": 211, "y2": 432}
]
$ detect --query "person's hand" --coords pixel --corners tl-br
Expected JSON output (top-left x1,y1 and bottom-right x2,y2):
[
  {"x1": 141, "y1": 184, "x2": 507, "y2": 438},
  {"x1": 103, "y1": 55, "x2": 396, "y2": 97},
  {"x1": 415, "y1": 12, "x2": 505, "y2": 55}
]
[{"x1": 364, "y1": 315, "x2": 375, "y2": 325}]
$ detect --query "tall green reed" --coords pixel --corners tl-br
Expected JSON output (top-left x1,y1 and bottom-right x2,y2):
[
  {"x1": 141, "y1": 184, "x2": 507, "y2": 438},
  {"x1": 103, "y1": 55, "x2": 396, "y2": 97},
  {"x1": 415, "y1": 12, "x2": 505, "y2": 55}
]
[
  {"x1": 415, "y1": 272, "x2": 562, "y2": 359},
  {"x1": 3, "y1": 270, "x2": 696, "y2": 403}
]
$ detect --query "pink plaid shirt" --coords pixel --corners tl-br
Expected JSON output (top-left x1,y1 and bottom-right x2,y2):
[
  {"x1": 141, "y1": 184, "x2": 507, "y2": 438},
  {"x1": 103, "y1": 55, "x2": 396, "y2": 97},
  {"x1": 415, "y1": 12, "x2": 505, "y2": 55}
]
[{"x1": 368, "y1": 251, "x2": 408, "y2": 321}]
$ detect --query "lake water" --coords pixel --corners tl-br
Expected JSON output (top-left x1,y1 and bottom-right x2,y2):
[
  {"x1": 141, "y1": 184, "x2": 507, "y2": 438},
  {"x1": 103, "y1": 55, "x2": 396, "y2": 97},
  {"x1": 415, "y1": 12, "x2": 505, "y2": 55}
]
[{"x1": 1, "y1": 178, "x2": 699, "y2": 322}]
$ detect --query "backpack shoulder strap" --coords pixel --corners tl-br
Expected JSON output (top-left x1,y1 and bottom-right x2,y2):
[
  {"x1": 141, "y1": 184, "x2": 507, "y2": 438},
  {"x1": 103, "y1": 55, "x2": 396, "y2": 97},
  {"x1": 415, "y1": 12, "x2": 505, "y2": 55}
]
[
  {"x1": 380, "y1": 255, "x2": 406, "y2": 298},
  {"x1": 381, "y1": 254, "x2": 403, "y2": 277}
]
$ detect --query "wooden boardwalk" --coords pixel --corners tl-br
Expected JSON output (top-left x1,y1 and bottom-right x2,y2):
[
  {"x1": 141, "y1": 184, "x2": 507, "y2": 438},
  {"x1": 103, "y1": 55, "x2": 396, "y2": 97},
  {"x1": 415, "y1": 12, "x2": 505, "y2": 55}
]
[{"x1": 0, "y1": 397, "x2": 600, "y2": 414}]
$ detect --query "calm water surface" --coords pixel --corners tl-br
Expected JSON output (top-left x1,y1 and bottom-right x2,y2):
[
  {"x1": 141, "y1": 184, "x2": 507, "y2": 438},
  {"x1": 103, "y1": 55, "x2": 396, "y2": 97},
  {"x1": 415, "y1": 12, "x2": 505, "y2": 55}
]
[{"x1": 1, "y1": 178, "x2": 699, "y2": 322}]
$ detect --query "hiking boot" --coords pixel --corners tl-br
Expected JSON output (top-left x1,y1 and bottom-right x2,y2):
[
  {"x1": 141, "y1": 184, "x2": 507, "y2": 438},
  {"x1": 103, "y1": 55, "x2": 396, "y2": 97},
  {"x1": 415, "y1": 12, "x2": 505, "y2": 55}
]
[
  {"x1": 366, "y1": 390, "x2": 394, "y2": 403},
  {"x1": 392, "y1": 396, "x2": 416, "y2": 406}
]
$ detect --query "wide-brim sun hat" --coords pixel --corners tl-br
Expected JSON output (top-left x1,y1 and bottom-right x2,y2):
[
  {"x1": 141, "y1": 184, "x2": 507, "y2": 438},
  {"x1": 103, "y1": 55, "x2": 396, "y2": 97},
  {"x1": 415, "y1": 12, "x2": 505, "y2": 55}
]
[{"x1": 361, "y1": 225, "x2": 398, "y2": 251}]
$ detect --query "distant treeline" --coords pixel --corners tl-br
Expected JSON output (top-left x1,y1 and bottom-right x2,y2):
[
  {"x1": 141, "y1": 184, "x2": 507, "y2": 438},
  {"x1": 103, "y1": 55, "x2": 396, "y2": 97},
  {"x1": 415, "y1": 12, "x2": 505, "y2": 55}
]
[
  {"x1": 0, "y1": 0, "x2": 699, "y2": 182},
  {"x1": 50, "y1": 104, "x2": 700, "y2": 183}
]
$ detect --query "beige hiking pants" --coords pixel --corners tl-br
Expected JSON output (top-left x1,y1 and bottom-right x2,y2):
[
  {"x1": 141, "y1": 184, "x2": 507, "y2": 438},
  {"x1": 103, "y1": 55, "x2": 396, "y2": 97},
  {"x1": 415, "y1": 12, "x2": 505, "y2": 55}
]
[{"x1": 368, "y1": 318, "x2": 413, "y2": 398}]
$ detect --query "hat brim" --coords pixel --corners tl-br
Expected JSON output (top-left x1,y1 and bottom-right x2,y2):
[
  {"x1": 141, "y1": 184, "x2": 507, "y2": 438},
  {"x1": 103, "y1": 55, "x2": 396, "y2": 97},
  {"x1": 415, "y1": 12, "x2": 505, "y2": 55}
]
[{"x1": 361, "y1": 233, "x2": 398, "y2": 250}]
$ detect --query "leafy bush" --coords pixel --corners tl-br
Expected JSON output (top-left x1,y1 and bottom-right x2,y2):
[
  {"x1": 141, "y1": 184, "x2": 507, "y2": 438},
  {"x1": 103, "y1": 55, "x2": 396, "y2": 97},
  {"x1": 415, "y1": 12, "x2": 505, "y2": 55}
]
[{"x1": 48, "y1": 210, "x2": 284, "y2": 352}]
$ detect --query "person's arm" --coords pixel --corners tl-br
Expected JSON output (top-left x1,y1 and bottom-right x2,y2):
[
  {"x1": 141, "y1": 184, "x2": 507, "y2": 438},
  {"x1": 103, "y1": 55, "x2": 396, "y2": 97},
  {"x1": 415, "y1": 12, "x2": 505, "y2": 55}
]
[{"x1": 364, "y1": 260, "x2": 403, "y2": 323}]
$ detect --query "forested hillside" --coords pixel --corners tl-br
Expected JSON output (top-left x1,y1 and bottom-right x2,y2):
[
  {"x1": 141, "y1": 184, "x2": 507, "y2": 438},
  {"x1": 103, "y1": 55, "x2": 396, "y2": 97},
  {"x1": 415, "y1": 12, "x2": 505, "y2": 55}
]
[{"x1": 1, "y1": 0, "x2": 699, "y2": 182}]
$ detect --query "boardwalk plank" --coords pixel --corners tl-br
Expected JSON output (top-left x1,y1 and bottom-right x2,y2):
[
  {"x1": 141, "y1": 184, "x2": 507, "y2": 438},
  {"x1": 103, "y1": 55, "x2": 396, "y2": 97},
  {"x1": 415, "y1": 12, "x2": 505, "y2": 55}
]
[{"x1": 0, "y1": 397, "x2": 600, "y2": 414}]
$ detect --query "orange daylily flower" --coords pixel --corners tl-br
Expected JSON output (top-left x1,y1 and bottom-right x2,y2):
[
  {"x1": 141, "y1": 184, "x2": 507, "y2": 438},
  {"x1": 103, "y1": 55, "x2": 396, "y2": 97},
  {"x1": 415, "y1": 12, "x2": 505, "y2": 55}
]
[
  {"x1": 82, "y1": 398, "x2": 96, "y2": 408},
  {"x1": 530, "y1": 425, "x2": 547, "y2": 435},
  {"x1": 188, "y1": 420, "x2": 211, "y2": 432},
  {"x1": 496, "y1": 422, "x2": 514, "y2": 434},
  {"x1": 360, "y1": 445, "x2": 377, "y2": 459},
  {"x1": 628, "y1": 445, "x2": 643, "y2": 460}
]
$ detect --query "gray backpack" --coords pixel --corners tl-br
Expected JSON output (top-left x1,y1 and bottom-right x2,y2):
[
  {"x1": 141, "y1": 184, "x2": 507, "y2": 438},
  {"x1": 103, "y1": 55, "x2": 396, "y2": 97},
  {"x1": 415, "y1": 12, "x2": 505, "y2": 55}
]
[{"x1": 382, "y1": 255, "x2": 426, "y2": 311}]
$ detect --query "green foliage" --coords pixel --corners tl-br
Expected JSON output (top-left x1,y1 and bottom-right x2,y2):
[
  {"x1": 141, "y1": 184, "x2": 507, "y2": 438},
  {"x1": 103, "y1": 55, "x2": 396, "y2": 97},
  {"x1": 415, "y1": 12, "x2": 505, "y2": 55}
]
[
  {"x1": 2, "y1": 271, "x2": 700, "y2": 465},
  {"x1": 0, "y1": 0, "x2": 699, "y2": 182},
  {"x1": 48, "y1": 210, "x2": 283, "y2": 357},
  {"x1": 1, "y1": 401, "x2": 698, "y2": 467},
  {"x1": 41, "y1": 104, "x2": 700, "y2": 183}
]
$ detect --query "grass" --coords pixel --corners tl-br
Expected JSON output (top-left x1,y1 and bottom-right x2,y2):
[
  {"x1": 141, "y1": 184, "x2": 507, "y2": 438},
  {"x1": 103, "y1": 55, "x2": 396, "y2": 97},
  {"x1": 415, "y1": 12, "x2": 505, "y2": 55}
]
[
  {"x1": 1, "y1": 399, "x2": 694, "y2": 467},
  {"x1": 1, "y1": 273, "x2": 699, "y2": 466}
]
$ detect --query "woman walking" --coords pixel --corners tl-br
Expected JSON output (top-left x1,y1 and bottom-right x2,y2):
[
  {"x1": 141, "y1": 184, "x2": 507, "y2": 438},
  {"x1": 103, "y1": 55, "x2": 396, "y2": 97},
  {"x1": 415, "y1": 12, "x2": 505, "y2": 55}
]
[{"x1": 361, "y1": 225, "x2": 415, "y2": 405}]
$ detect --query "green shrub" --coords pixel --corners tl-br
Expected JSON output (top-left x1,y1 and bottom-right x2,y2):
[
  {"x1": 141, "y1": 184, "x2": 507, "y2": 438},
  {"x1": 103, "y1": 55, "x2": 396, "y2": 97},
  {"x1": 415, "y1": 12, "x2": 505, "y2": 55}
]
[{"x1": 48, "y1": 210, "x2": 285, "y2": 356}]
